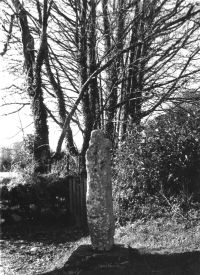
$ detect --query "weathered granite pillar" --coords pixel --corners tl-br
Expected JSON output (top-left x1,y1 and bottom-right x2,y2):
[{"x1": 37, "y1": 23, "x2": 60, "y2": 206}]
[{"x1": 86, "y1": 130, "x2": 115, "y2": 251}]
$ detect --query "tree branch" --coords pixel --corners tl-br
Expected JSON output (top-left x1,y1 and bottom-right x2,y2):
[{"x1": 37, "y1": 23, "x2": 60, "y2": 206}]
[{"x1": 0, "y1": 14, "x2": 15, "y2": 56}]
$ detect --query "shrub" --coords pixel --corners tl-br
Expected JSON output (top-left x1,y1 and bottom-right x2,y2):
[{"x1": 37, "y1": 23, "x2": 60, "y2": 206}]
[
  {"x1": 51, "y1": 152, "x2": 78, "y2": 176},
  {"x1": 11, "y1": 135, "x2": 34, "y2": 171},
  {"x1": 113, "y1": 107, "x2": 200, "y2": 224},
  {"x1": 0, "y1": 147, "x2": 12, "y2": 171}
]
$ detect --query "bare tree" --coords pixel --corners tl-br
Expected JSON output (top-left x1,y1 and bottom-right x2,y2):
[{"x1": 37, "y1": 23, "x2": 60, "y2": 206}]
[
  {"x1": 1, "y1": 0, "x2": 52, "y2": 173},
  {"x1": 37, "y1": 0, "x2": 200, "y2": 172},
  {"x1": 1, "y1": 0, "x2": 200, "y2": 174}
]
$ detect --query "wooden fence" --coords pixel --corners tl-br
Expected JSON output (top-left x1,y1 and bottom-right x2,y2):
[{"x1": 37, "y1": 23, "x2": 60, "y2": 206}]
[{"x1": 66, "y1": 176, "x2": 87, "y2": 226}]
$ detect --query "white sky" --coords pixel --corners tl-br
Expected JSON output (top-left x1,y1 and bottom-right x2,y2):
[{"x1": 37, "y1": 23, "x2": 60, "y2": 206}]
[
  {"x1": 2, "y1": 0, "x2": 198, "y2": 151},
  {"x1": 0, "y1": 55, "x2": 82, "y2": 151},
  {"x1": 0, "y1": 17, "x2": 82, "y2": 151},
  {"x1": 0, "y1": 60, "x2": 32, "y2": 148},
  {"x1": 0, "y1": 55, "x2": 54, "y2": 149}
]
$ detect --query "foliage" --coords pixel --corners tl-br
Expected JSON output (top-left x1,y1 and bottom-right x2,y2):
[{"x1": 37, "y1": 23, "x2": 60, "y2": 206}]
[
  {"x1": 11, "y1": 135, "x2": 34, "y2": 170},
  {"x1": 51, "y1": 152, "x2": 79, "y2": 177},
  {"x1": 0, "y1": 147, "x2": 12, "y2": 171},
  {"x1": 113, "y1": 106, "x2": 200, "y2": 224}
]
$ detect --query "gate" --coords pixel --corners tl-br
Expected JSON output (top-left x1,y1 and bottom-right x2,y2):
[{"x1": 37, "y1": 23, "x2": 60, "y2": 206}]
[{"x1": 66, "y1": 176, "x2": 87, "y2": 226}]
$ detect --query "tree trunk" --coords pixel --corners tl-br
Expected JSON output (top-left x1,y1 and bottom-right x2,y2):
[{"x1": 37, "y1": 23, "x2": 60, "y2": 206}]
[
  {"x1": 32, "y1": 94, "x2": 50, "y2": 173},
  {"x1": 45, "y1": 48, "x2": 79, "y2": 157},
  {"x1": 79, "y1": 0, "x2": 93, "y2": 172},
  {"x1": 12, "y1": 0, "x2": 51, "y2": 173},
  {"x1": 102, "y1": 0, "x2": 118, "y2": 143},
  {"x1": 32, "y1": 0, "x2": 51, "y2": 173},
  {"x1": 88, "y1": 0, "x2": 100, "y2": 129}
]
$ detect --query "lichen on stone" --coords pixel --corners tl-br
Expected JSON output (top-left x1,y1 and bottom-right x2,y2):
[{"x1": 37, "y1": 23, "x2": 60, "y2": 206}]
[{"x1": 86, "y1": 130, "x2": 115, "y2": 251}]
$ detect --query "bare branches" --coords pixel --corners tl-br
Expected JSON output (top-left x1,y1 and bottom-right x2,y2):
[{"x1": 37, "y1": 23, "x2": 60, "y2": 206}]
[
  {"x1": 0, "y1": 14, "x2": 15, "y2": 56},
  {"x1": 52, "y1": 2, "x2": 75, "y2": 26},
  {"x1": 1, "y1": 104, "x2": 27, "y2": 116},
  {"x1": 1, "y1": 0, "x2": 200, "y2": 167},
  {"x1": 36, "y1": 0, "x2": 42, "y2": 25}
]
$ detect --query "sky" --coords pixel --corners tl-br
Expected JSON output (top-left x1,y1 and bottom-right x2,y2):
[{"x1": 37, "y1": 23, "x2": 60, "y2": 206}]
[
  {"x1": 0, "y1": 60, "x2": 33, "y2": 148},
  {"x1": 0, "y1": 19, "x2": 35, "y2": 149},
  {"x1": 0, "y1": 16, "x2": 83, "y2": 151},
  {"x1": 0, "y1": 2, "x2": 64, "y2": 150},
  {"x1": 0, "y1": 25, "x2": 18, "y2": 148},
  {"x1": 0, "y1": 55, "x2": 81, "y2": 151},
  {"x1": 0, "y1": 22, "x2": 62, "y2": 150},
  {"x1": 0, "y1": 55, "x2": 58, "y2": 149}
]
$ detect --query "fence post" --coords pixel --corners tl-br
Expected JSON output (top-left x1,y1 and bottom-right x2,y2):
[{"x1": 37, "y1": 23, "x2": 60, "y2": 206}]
[{"x1": 86, "y1": 130, "x2": 115, "y2": 251}]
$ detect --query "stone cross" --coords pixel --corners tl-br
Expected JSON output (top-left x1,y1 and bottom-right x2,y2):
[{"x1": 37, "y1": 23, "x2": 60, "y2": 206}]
[{"x1": 86, "y1": 130, "x2": 115, "y2": 251}]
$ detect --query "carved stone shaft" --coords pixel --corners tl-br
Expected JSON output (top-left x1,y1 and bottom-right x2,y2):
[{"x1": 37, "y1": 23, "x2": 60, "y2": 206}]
[{"x1": 86, "y1": 130, "x2": 115, "y2": 251}]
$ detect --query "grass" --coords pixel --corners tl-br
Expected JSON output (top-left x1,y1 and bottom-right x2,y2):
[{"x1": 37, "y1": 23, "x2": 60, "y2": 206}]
[
  {"x1": 1, "y1": 171, "x2": 199, "y2": 274},
  {"x1": 1, "y1": 213, "x2": 200, "y2": 274},
  {"x1": 115, "y1": 216, "x2": 200, "y2": 253}
]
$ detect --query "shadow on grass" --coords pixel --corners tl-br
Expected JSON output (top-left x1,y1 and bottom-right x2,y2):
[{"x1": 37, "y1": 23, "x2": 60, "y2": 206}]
[
  {"x1": 1, "y1": 222, "x2": 88, "y2": 245},
  {"x1": 41, "y1": 244, "x2": 200, "y2": 275}
]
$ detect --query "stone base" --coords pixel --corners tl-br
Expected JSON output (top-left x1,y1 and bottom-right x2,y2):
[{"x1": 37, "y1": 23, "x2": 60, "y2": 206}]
[{"x1": 63, "y1": 245, "x2": 200, "y2": 275}]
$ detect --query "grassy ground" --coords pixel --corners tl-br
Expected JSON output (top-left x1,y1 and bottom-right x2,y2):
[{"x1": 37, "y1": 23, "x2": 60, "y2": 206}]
[
  {"x1": 0, "y1": 215, "x2": 199, "y2": 275},
  {"x1": 0, "y1": 223, "x2": 89, "y2": 275},
  {"x1": 0, "y1": 172, "x2": 199, "y2": 274},
  {"x1": 115, "y1": 216, "x2": 200, "y2": 252}
]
